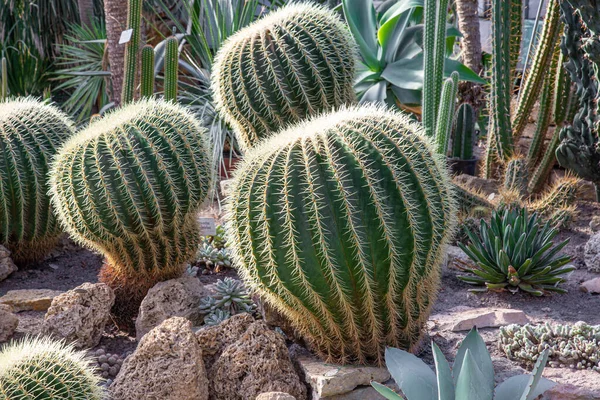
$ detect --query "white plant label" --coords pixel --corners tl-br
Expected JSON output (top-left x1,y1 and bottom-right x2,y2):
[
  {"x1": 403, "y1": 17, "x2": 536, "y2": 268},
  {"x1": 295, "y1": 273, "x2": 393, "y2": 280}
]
[
  {"x1": 119, "y1": 29, "x2": 133, "y2": 44},
  {"x1": 199, "y1": 217, "x2": 217, "y2": 236}
]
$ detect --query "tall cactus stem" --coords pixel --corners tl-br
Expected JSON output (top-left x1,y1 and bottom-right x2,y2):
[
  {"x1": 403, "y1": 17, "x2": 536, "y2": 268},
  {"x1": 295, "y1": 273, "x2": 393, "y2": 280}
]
[
  {"x1": 435, "y1": 72, "x2": 459, "y2": 155},
  {"x1": 163, "y1": 37, "x2": 179, "y2": 102},
  {"x1": 1, "y1": 57, "x2": 6, "y2": 100},
  {"x1": 121, "y1": 0, "x2": 143, "y2": 105},
  {"x1": 452, "y1": 103, "x2": 475, "y2": 159},
  {"x1": 509, "y1": 0, "x2": 523, "y2": 81},
  {"x1": 423, "y1": 0, "x2": 449, "y2": 137},
  {"x1": 503, "y1": 157, "x2": 529, "y2": 198},
  {"x1": 553, "y1": 52, "x2": 571, "y2": 126},
  {"x1": 528, "y1": 127, "x2": 560, "y2": 194},
  {"x1": 512, "y1": 0, "x2": 562, "y2": 140},
  {"x1": 141, "y1": 45, "x2": 155, "y2": 99}
]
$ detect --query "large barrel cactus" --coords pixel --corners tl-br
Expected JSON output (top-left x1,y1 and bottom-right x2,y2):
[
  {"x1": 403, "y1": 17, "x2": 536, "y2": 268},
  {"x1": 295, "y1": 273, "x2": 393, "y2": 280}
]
[
  {"x1": 0, "y1": 336, "x2": 103, "y2": 400},
  {"x1": 0, "y1": 98, "x2": 75, "y2": 264},
  {"x1": 50, "y1": 99, "x2": 211, "y2": 320},
  {"x1": 211, "y1": 3, "x2": 357, "y2": 150},
  {"x1": 226, "y1": 106, "x2": 457, "y2": 364}
]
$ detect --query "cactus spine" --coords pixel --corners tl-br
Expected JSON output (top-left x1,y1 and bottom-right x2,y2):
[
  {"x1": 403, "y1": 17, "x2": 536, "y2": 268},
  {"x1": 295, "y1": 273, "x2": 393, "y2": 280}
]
[
  {"x1": 423, "y1": 0, "x2": 450, "y2": 138},
  {"x1": 1, "y1": 57, "x2": 6, "y2": 100},
  {"x1": 212, "y1": 3, "x2": 357, "y2": 150},
  {"x1": 227, "y1": 105, "x2": 457, "y2": 364},
  {"x1": 0, "y1": 336, "x2": 103, "y2": 400},
  {"x1": 49, "y1": 99, "x2": 212, "y2": 321},
  {"x1": 163, "y1": 37, "x2": 179, "y2": 102},
  {"x1": 121, "y1": 0, "x2": 143, "y2": 105},
  {"x1": 141, "y1": 45, "x2": 155, "y2": 99},
  {"x1": 452, "y1": 103, "x2": 475, "y2": 160},
  {"x1": 0, "y1": 98, "x2": 75, "y2": 264},
  {"x1": 509, "y1": 0, "x2": 523, "y2": 81},
  {"x1": 503, "y1": 157, "x2": 528, "y2": 198},
  {"x1": 528, "y1": 176, "x2": 581, "y2": 216},
  {"x1": 435, "y1": 72, "x2": 459, "y2": 155},
  {"x1": 512, "y1": 0, "x2": 562, "y2": 141}
]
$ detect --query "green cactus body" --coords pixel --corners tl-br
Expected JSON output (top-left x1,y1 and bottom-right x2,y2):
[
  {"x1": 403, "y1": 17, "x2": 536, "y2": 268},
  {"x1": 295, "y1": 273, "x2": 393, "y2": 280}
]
[
  {"x1": 512, "y1": 0, "x2": 561, "y2": 140},
  {"x1": 1, "y1": 57, "x2": 6, "y2": 100},
  {"x1": 141, "y1": 45, "x2": 155, "y2": 99},
  {"x1": 121, "y1": 0, "x2": 143, "y2": 105},
  {"x1": 211, "y1": 3, "x2": 357, "y2": 150},
  {"x1": 435, "y1": 72, "x2": 458, "y2": 155},
  {"x1": 0, "y1": 98, "x2": 75, "y2": 264},
  {"x1": 509, "y1": 0, "x2": 523, "y2": 81},
  {"x1": 164, "y1": 37, "x2": 179, "y2": 102},
  {"x1": 49, "y1": 99, "x2": 212, "y2": 320},
  {"x1": 226, "y1": 105, "x2": 456, "y2": 364},
  {"x1": 528, "y1": 127, "x2": 561, "y2": 194},
  {"x1": 423, "y1": 0, "x2": 450, "y2": 138},
  {"x1": 489, "y1": 0, "x2": 514, "y2": 161},
  {"x1": 503, "y1": 157, "x2": 528, "y2": 198},
  {"x1": 452, "y1": 103, "x2": 475, "y2": 160},
  {"x1": 529, "y1": 176, "x2": 580, "y2": 215},
  {"x1": 553, "y1": 52, "x2": 571, "y2": 127},
  {"x1": 0, "y1": 337, "x2": 103, "y2": 400},
  {"x1": 453, "y1": 182, "x2": 493, "y2": 213}
]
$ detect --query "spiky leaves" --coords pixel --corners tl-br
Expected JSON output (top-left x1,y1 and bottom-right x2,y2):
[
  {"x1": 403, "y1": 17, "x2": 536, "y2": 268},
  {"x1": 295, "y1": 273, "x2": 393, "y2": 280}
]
[
  {"x1": 457, "y1": 207, "x2": 573, "y2": 296},
  {"x1": 49, "y1": 99, "x2": 211, "y2": 321},
  {"x1": 164, "y1": 37, "x2": 179, "y2": 102},
  {"x1": 0, "y1": 98, "x2": 75, "y2": 264},
  {"x1": 211, "y1": 3, "x2": 357, "y2": 150},
  {"x1": 227, "y1": 105, "x2": 456, "y2": 364},
  {"x1": 0, "y1": 336, "x2": 103, "y2": 400}
]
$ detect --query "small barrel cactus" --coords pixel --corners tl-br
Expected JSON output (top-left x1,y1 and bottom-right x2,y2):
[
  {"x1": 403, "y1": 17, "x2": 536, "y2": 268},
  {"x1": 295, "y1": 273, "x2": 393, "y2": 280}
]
[
  {"x1": 0, "y1": 98, "x2": 75, "y2": 264},
  {"x1": 0, "y1": 336, "x2": 103, "y2": 400},
  {"x1": 211, "y1": 3, "x2": 357, "y2": 150},
  {"x1": 226, "y1": 105, "x2": 457, "y2": 364},
  {"x1": 49, "y1": 99, "x2": 211, "y2": 321}
]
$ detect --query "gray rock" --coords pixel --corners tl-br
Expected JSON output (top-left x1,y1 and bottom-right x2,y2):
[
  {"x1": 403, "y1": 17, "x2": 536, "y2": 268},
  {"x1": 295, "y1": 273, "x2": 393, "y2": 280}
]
[
  {"x1": 42, "y1": 282, "x2": 115, "y2": 348},
  {"x1": 0, "y1": 304, "x2": 18, "y2": 342},
  {"x1": 0, "y1": 289, "x2": 63, "y2": 312},
  {"x1": 0, "y1": 245, "x2": 16, "y2": 281},
  {"x1": 585, "y1": 232, "x2": 600, "y2": 273},
  {"x1": 256, "y1": 393, "x2": 297, "y2": 400},
  {"x1": 135, "y1": 275, "x2": 208, "y2": 340},
  {"x1": 430, "y1": 306, "x2": 529, "y2": 332},
  {"x1": 110, "y1": 317, "x2": 209, "y2": 400},
  {"x1": 590, "y1": 216, "x2": 600, "y2": 232},
  {"x1": 542, "y1": 383, "x2": 600, "y2": 399},
  {"x1": 580, "y1": 278, "x2": 600, "y2": 294}
]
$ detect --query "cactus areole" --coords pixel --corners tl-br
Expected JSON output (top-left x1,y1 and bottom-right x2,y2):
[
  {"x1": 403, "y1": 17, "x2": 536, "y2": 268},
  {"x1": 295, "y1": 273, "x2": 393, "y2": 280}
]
[{"x1": 226, "y1": 105, "x2": 457, "y2": 364}]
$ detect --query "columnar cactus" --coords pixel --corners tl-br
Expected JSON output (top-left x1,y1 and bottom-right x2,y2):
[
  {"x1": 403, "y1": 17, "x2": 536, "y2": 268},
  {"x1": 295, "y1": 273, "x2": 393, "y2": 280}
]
[
  {"x1": 452, "y1": 103, "x2": 475, "y2": 160},
  {"x1": 0, "y1": 98, "x2": 75, "y2": 264},
  {"x1": 211, "y1": 3, "x2": 357, "y2": 150},
  {"x1": 226, "y1": 105, "x2": 457, "y2": 364},
  {"x1": 141, "y1": 45, "x2": 155, "y2": 99},
  {"x1": 503, "y1": 157, "x2": 528, "y2": 198},
  {"x1": 49, "y1": 99, "x2": 211, "y2": 320},
  {"x1": 0, "y1": 336, "x2": 103, "y2": 400},
  {"x1": 163, "y1": 36, "x2": 179, "y2": 102},
  {"x1": 435, "y1": 72, "x2": 459, "y2": 155},
  {"x1": 1, "y1": 57, "x2": 6, "y2": 100},
  {"x1": 122, "y1": 0, "x2": 143, "y2": 105}
]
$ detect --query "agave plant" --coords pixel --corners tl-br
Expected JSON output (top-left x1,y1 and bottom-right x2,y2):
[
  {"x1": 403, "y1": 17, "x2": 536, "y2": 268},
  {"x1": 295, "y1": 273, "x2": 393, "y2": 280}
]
[
  {"x1": 373, "y1": 328, "x2": 556, "y2": 400},
  {"x1": 343, "y1": 0, "x2": 485, "y2": 110},
  {"x1": 456, "y1": 207, "x2": 574, "y2": 295}
]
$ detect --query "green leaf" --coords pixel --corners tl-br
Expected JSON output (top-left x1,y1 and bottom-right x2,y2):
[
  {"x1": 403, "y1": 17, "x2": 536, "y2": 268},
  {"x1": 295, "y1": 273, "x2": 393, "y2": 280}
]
[
  {"x1": 453, "y1": 328, "x2": 494, "y2": 392},
  {"x1": 494, "y1": 375, "x2": 556, "y2": 400},
  {"x1": 381, "y1": 55, "x2": 424, "y2": 90},
  {"x1": 360, "y1": 80, "x2": 388, "y2": 103},
  {"x1": 343, "y1": 0, "x2": 380, "y2": 69},
  {"x1": 432, "y1": 343, "x2": 454, "y2": 400},
  {"x1": 444, "y1": 58, "x2": 487, "y2": 84},
  {"x1": 454, "y1": 350, "x2": 493, "y2": 400},
  {"x1": 371, "y1": 381, "x2": 405, "y2": 399},
  {"x1": 385, "y1": 347, "x2": 438, "y2": 400},
  {"x1": 521, "y1": 349, "x2": 555, "y2": 400}
]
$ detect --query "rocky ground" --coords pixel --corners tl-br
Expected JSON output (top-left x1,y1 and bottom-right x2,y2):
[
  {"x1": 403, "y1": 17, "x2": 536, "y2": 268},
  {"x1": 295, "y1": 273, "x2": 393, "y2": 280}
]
[{"x1": 2, "y1": 174, "x2": 600, "y2": 399}]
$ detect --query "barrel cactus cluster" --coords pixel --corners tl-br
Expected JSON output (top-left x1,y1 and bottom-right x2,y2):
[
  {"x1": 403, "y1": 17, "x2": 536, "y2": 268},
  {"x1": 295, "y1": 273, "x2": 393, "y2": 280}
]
[
  {"x1": 0, "y1": 98, "x2": 75, "y2": 264},
  {"x1": 225, "y1": 105, "x2": 457, "y2": 364},
  {"x1": 211, "y1": 3, "x2": 357, "y2": 150},
  {"x1": 0, "y1": 336, "x2": 103, "y2": 400},
  {"x1": 49, "y1": 99, "x2": 211, "y2": 320}
]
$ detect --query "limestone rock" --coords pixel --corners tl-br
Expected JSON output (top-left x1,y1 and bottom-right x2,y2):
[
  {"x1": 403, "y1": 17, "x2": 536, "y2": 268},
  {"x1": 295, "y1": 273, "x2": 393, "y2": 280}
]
[
  {"x1": 110, "y1": 317, "x2": 208, "y2": 400},
  {"x1": 42, "y1": 282, "x2": 115, "y2": 348},
  {"x1": 209, "y1": 320, "x2": 306, "y2": 400},
  {"x1": 297, "y1": 356, "x2": 390, "y2": 398},
  {"x1": 195, "y1": 313, "x2": 255, "y2": 369},
  {"x1": 430, "y1": 306, "x2": 529, "y2": 332},
  {"x1": 585, "y1": 232, "x2": 600, "y2": 273},
  {"x1": 580, "y1": 278, "x2": 600, "y2": 294},
  {"x1": 590, "y1": 216, "x2": 600, "y2": 232},
  {"x1": 136, "y1": 275, "x2": 208, "y2": 340},
  {"x1": 0, "y1": 245, "x2": 17, "y2": 281},
  {"x1": 0, "y1": 304, "x2": 18, "y2": 342},
  {"x1": 542, "y1": 383, "x2": 600, "y2": 399},
  {"x1": 256, "y1": 393, "x2": 297, "y2": 400},
  {"x1": 0, "y1": 289, "x2": 62, "y2": 312}
]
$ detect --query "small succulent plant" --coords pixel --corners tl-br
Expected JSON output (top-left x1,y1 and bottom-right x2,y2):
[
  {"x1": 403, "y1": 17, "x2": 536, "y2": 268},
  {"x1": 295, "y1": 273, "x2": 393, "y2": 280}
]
[
  {"x1": 205, "y1": 224, "x2": 227, "y2": 249},
  {"x1": 500, "y1": 322, "x2": 600, "y2": 371},
  {"x1": 196, "y1": 243, "x2": 232, "y2": 270},
  {"x1": 199, "y1": 278, "x2": 256, "y2": 325},
  {"x1": 456, "y1": 207, "x2": 574, "y2": 295},
  {"x1": 374, "y1": 328, "x2": 556, "y2": 399},
  {"x1": 0, "y1": 336, "x2": 104, "y2": 400}
]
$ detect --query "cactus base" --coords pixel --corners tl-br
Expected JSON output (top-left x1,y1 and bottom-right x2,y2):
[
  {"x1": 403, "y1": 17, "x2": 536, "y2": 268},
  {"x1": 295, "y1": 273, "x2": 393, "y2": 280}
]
[{"x1": 5, "y1": 236, "x2": 60, "y2": 267}]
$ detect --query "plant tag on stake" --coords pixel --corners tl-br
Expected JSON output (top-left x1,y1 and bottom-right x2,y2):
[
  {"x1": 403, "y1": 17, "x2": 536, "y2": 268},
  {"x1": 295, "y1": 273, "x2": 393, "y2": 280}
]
[
  {"x1": 119, "y1": 29, "x2": 133, "y2": 44},
  {"x1": 199, "y1": 217, "x2": 217, "y2": 236}
]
